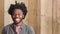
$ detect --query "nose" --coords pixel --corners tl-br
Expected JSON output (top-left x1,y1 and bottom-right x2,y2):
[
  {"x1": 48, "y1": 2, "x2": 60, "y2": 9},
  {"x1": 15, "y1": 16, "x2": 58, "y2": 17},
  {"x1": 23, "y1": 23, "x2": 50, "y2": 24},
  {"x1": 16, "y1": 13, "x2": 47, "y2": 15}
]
[{"x1": 15, "y1": 15, "x2": 19, "y2": 18}]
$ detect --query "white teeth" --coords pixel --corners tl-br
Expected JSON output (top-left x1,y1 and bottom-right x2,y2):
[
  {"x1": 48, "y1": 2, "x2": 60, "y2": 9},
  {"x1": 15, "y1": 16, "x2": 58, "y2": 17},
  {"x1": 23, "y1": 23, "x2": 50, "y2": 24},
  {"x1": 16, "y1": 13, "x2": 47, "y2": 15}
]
[{"x1": 15, "y1": 18, "x2": 20, "y2": 21}]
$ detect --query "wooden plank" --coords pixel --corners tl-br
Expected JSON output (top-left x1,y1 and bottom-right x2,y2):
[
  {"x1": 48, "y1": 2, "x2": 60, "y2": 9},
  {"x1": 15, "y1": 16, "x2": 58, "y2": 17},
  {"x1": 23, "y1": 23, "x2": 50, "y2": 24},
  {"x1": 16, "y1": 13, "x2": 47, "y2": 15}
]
[
  {"x1": 28, "y1": 0, "x2": 40, "y2": 34},
  {"x1": 0, "y1": 0, "x2": 4, "y2": 34}
]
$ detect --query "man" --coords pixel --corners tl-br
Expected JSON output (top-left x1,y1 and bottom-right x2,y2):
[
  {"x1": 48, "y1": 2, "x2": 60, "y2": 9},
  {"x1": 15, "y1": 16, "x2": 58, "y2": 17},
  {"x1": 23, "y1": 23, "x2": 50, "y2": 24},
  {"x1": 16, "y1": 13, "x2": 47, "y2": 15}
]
[{"x1": 2, "y1": 1, "x2": 35, "y2": 34}]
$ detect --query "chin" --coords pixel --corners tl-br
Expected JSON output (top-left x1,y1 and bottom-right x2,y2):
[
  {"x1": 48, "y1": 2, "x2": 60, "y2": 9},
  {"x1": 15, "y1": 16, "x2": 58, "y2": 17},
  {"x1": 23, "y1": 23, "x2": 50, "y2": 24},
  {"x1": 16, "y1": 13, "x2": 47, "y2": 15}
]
[
  {"x1": 14, "y1": 21, "x2": 20, "y2": 24},
  {"x1": 16, "y1": 22, "x2": 20, "y2": 23}
]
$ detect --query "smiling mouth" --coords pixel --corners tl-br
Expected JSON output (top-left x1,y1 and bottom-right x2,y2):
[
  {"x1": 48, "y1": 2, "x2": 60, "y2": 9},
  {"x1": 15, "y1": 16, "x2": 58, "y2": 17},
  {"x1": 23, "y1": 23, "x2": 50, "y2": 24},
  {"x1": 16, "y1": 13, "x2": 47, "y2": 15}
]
[{"x1": 15, "y1": 18, "x2": 20, "y2": 22}]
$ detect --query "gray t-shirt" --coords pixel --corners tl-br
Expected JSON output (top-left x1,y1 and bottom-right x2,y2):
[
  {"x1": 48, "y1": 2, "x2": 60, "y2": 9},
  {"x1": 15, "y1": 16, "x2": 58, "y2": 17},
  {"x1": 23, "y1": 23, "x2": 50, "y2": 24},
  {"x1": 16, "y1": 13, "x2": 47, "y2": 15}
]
[{"x1": 2, "y1": 23, "x2": 35, "y2": 34}]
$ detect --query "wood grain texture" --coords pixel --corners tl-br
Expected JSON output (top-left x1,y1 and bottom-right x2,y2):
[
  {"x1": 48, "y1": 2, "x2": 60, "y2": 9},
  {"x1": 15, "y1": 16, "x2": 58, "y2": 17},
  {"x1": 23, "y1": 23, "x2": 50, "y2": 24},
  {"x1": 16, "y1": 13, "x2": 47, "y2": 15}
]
[
  {"x1": 0, "y1": 0, "x2": 4, "y2": 34},
  {"x1": 28, "y1": 0, "x2": 40, "y2": 34},
  {"x1": 53, "y1": 0, "x2": 60, "y2": 34}
]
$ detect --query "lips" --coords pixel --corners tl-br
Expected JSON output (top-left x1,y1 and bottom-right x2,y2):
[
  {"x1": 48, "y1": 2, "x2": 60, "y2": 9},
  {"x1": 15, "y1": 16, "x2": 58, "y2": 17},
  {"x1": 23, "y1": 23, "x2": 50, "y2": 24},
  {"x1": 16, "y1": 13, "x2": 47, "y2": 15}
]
[{"x1": 15, "y1": 18, "x2": 20, "y2": 23}]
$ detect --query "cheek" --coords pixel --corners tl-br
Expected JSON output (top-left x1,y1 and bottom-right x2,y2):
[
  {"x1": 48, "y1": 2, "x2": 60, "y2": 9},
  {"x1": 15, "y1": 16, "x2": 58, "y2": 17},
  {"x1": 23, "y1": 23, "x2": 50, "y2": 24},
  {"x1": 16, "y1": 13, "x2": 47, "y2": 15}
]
[
  {"x1": 20, "y1": 16, "x2": 22, "y2": 18},
  {"x1": 19, "y1": 15, "x2": 24, "y2": 19}
]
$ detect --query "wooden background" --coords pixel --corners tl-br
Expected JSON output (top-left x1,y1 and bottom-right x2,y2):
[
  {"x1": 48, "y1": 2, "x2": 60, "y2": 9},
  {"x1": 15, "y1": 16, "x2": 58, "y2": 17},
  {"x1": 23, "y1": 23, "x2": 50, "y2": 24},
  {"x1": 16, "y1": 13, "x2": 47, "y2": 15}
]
[
  {"x1": 0, "y1": 0, "x2": 4, "y2": 34},
  {"x1": 0, "y1": 0, "x2": 60, "y2": 34}
]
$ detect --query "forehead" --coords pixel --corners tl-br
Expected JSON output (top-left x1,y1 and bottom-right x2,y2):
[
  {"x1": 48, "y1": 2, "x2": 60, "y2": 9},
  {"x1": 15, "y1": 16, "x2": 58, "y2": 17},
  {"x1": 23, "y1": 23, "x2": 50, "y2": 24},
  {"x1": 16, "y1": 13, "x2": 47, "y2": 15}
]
[{"x1": 13, "y1": 9, "x2": 23, "y2": 13}]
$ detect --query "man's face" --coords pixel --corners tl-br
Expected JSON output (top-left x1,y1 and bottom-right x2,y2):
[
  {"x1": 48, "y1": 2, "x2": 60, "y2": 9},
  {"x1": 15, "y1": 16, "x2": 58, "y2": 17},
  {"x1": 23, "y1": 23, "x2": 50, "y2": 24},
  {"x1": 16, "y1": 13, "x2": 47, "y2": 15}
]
[{"x1": 11, "y1": 9, "x2": 24, "y2": 24}]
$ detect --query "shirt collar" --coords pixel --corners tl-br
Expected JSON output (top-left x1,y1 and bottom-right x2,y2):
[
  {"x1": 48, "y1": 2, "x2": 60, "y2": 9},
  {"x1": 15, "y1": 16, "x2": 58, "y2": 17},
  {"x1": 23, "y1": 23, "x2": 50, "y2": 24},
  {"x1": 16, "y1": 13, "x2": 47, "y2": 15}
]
[{"x1": 11, "y1": 22, "x2": 25, "y2": 31}]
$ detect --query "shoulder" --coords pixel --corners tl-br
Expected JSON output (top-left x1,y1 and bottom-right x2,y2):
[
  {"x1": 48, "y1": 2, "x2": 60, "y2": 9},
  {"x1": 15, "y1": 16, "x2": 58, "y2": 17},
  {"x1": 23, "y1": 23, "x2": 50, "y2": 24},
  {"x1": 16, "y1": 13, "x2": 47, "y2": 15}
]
[
  {"x1": 23, "y1": 24, "x2": 35, "y2": 34},
  {"x1": 25, "y1": 24, "x2": 33, "y2": 30},
  {"x1": 2, "y1": 24, "x2": 12, "y2": 34},
  {"x1": 2, "y1": 24, "x2": 12, "y2": 31},
  {"x1": 23, "y1": 23, "x2": 33, "y2": 29}
]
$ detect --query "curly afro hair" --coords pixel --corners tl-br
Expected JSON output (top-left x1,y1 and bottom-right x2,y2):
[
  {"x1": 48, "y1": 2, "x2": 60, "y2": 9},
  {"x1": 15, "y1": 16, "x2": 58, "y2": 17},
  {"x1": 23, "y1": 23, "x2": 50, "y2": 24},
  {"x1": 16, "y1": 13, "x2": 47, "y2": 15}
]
[{"x1": 8, "y1": 1, "x2": 27, "y2": 19}]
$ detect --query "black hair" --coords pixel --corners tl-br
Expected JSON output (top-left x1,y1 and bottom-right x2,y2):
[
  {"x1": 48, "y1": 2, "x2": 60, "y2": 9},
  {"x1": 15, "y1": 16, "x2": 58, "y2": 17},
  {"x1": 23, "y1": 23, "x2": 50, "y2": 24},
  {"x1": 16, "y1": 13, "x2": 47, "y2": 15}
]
[{"x1": 8, "y1": 1, "x2": 27, "y2": 19}]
